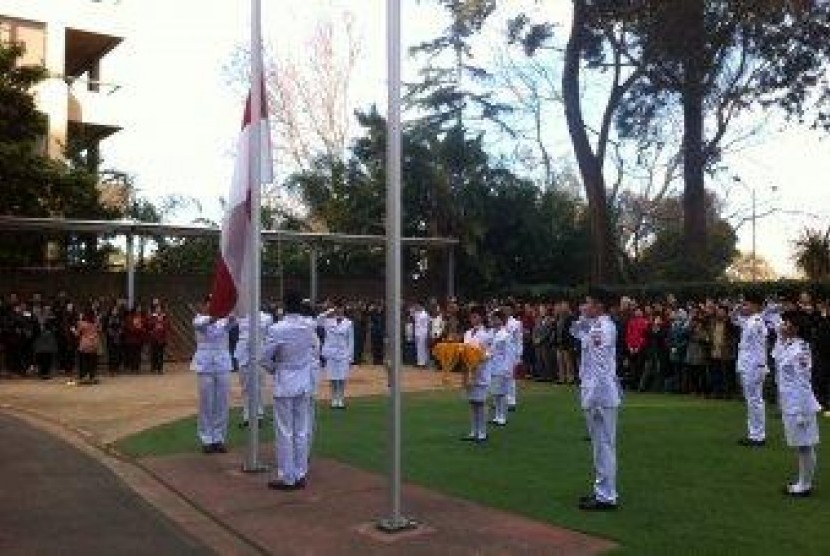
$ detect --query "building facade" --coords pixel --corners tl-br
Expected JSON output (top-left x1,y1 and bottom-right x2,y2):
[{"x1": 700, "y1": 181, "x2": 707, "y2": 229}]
[{"x1": 0, "y1": 0, "x2": 124, "y2": 164}]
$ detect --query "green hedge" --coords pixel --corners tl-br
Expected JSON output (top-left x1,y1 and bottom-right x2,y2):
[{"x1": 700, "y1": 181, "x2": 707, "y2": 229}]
[{"x1": 504, "y1": 279, "x2": 830, "y2": 303}]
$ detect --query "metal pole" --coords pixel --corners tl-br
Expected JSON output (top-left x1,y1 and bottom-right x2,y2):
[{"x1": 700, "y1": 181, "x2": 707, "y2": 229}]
[
  {"x1": 377, "y1": 0, "x2": 414, "y2": 534},
  {"x1": 447, "y1": 247, "x2": 456, "y2": 300},
  {"x1": 751, "y1": 188, "x2": 757, "y2": 283},
  {"x1": 126, "y1": 233, "x2": 135, "y2": 309},
  {"x1": 309, "y1": 246, "x2": 318, "y2": 306},
  {"x1": 243, "y1": 0, "x2": 266, "y2": 473}
]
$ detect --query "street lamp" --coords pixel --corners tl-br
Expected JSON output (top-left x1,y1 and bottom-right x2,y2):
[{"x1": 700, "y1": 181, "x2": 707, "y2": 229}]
[{"x1": 732, "y1": 176, "x2": 778, "y2": 282}]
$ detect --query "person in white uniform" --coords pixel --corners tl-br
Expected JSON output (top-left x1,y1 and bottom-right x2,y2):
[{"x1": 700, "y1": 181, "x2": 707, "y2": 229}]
[
  {"x1": 300, "y1": 299, "x2": 322, "y2": 461},
  {"x1": 261, "y1": 291, "x2": 319, "y2": 491},
  {"x1": 732, "y1": 292, "x2": 770, "y2": 447},
  {"x1": 413, "y1": 304, "x2": 431, "y2": 368},
  {"x1": 235, "y1": 310, "x2": 274, "y2": 428},
  {"x1": 570, "y1": 291, "x2": 621, "y2": 511},
  {"x1": 462, "y1": 305, "x2": 492, "y2": 443},
  {"x1": 191, "y1": 297, "x2": 235, "y2": 454},
  {"x1": 319, "y1": 302, "x2": 354, "y2": 409},
  {"x1": 772, "y1": 310, "x2": 821, "y2": 497},
  {"x1": 488, "y1": 310, "x2": 511, "y2": 427},
  {"x1": 505, "y1": 304, "x2": 523, "y2": 410}
]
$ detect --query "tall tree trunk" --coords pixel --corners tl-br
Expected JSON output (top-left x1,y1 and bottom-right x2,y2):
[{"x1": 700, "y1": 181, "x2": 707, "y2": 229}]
[
  {"x1": 563, "y1": 0, "x2": 616, "y2": 284},
  {"x1": 681, "y1": 1, "x2": 707, "y2": 272}
]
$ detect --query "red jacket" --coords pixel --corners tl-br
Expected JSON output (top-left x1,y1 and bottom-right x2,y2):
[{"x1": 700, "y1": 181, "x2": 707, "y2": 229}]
[
  {"x1": 625, "y1": 316, "x2": 649, "y2": 353},
  {"x1": 123, "y1": 313, "x2": 147, "y2": 346},
  {"x1": 146, "y1": 312, "x2": 170, "y2": 345}
]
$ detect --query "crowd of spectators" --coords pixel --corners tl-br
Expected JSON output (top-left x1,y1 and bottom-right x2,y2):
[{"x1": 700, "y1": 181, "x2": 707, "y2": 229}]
[
  {"x1": 6, "y1": 288, "x2": 830, "y2": 414},
  {"x1": 0, "y1": 292, "x2": 171, "y2": 383},
  {"x1": 403, "y1": 292, "x2": 830, "y2": 412}
]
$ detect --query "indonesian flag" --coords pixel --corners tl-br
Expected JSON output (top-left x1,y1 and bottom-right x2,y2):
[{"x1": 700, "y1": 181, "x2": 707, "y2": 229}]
[{"x1": 208, "y1": 82, "x2": 272, "y2": 318}]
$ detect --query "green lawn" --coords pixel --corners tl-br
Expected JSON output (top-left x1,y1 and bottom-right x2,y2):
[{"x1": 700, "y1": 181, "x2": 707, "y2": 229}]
[{"x1": 116, "y1": 384, "x2": 829, "y2": 555}]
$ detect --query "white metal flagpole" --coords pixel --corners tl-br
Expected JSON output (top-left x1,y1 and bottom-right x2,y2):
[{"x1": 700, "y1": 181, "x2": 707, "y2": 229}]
[
  {"x1": 377, "y1": 0, "x2": 415, "y2": 533},
  {"x1": 244, "y1": 0, "x2": 266, "y2": 473}
]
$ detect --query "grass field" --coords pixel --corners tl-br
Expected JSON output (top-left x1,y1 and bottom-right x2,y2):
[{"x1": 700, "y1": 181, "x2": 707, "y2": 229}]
[{"x1": 117, "y1": 384, "x2": 829, "y2": 555}]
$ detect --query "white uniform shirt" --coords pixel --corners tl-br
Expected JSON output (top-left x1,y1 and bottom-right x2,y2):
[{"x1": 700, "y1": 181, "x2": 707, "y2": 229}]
[
  {"x1": 571, "y1": 315, "x2": 621, "y2": 409},
  {"x1": 733, "y1": 312, "x2": 769, "y2": 374},
  {"x1": 190, "y1": 315, "x2": 233, "y2": 374},
  {"x1": 489, "y1": 327, "x2": 510, "y2": 377},
  {"x1": 772, "y1": 337, "x2": 821, "y2": 416},
  {"x1": 233, "y1": 311, "x2": 275, "y2": 366},
  {"x1": 463, "y1": 326, "x2": 492, "y2": 387},
  {"x1": 413, "y1": 309, "x2": 430, "y2": 338},
  {"x1": 262, "y1": 314, "x2": 319, "y2": 398},
  {"x1": 430, "y1": 314, "x2": 445, "y2": 340},
  {"x1": 506, "y1": 316, "x2": 524, "y2": 367},
  {"x1": 319, "y1": 314, "x2": 354, "y2": 363}
]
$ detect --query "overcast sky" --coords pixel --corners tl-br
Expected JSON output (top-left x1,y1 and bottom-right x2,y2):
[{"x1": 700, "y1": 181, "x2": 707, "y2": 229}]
[{"x1": 100, "y1": 0, "x2": 830, "y2": 277}]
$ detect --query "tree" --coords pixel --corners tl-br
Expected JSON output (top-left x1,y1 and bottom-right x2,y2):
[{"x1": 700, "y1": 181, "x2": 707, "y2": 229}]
[
  {"x1": 793, "y1": 227, "x2": 830, "y2": 281},
  {"x1": 0, "y1": 42, "x2": 118, "y2": 267},
  {"x1": 406, "y1": 0, "x2": 510, "y2": 135},
  {"x1": 509, "y1": 2, "x2": 644, "y2": 283},
  {"x1": 725, "y1": 252, "x2": 777, "y2": 282},
  {"x1": 633, "y1": 191, "x2": 738, "y2": 282},
  {"x1": 596, "y1": 0, "x2": 830, "y2": 270},
  {"x1": 284, "y1": 107, "x2": 590, "y2": 294}
]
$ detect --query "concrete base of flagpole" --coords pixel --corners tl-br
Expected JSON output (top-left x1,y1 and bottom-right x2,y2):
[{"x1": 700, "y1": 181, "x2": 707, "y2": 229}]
[
  {"x1": 241, "y1": 462, "x2": 270, "y2": 473},
  {"x1": 375, "y1": 516, "x2": 419, "y2": 534}
]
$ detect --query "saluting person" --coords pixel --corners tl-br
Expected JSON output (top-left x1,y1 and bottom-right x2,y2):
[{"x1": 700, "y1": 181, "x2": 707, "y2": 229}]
[
  {"x1": 319, "y1": 301, "x2": 354, "y2": 409},
  {"x1": 505, "y1": 303, "x2": 523, "y2": 411},
  {"x1": 261, "y1": 291, "x2": 319, "y2": 490},
  {"x1": 732, "y1": 293, "x2": 770, "y2": 447},
  {"x1": 488, "y1": 310, "x2": 510, "y2": 427},
  {"x1": 191, "y1": 297, "x2": 235, "y2": 454},
  {"x1": 772, "y1": 311, "x2": 821, "y2": 497},
  {"x1": 570, "y1": 291, "x2": 622, "y2": 511},
  {"x1": 235, "y1": 309, "x2": 274, "y2": 428}
]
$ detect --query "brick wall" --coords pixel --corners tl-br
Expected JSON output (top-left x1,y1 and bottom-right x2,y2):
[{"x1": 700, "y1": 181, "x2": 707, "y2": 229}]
[{"x1": 0, "y1": 269, "x2": 444, "y2": 360}]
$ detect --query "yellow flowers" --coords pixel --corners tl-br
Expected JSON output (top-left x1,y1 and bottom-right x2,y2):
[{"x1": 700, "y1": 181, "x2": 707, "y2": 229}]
[{"x1": 432, "y1": 342, "x2": 486, "y2": 386}]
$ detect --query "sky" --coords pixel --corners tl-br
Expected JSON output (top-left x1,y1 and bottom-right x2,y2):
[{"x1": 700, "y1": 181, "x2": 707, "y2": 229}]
[{"x1": 99, "y1": 0, "x2": 830, "y2": 277}]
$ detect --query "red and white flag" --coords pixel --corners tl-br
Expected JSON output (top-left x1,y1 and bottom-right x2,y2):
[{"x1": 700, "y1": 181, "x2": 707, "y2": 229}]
[{"x1": 208, "y1": 82, "x2": 272, "y2": 318}]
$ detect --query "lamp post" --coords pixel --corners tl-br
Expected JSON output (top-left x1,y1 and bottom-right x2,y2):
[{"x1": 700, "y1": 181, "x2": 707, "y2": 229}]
[{"x1": 733, "y1": 176, "x2": 778, "y2": 282}]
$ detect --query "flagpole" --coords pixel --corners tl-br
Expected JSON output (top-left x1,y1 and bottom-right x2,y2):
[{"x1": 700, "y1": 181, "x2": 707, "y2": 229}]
[
  {"x1": 244, "y1": 0, "x2": 266, "y2": 473},
  {"x1": 378, "y1": 0, "x2": 415, "y2": 533}
]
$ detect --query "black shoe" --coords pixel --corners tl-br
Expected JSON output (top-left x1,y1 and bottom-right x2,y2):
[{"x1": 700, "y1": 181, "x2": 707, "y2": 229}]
[
  {"x1": 475, "y1": 435, "x2": 489, "y2": 444},
  {"x1": 737, "y1": 438, "x2": 766, "y2": 447},
  {"x1": 460, "y1": 435, "x2": 477, "y2": 442},
  {"x1": 508, "y1": 405, "x2": 517, "y2": 413},
  {"x1": 579, "y1": 494, "x2": 595, "y2": 504},
  {"x1": 579, "y1": 497, "x2": 618, "y2": 511},
  {"x1": 268, "y1": 480, "x2": 296, "y2": 491},
  {"x1": 295, "y1": 477, "x2": 308, "y2": 489},
  {"x1": 212, "y1": 443, "x2": 228, "y2": 454},
  {"x1": 202, "y1": 444, "x2": 215, "y2": 454}
]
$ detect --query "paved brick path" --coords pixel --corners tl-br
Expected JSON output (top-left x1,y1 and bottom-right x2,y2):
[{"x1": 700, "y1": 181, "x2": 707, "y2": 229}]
[{"x1": 0, "y1": 364, "x2": 451, "y2": 444}]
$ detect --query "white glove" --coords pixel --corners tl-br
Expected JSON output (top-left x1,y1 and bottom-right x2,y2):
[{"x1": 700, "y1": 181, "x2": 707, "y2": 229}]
[{"x1": 795, "y1": 414, "x2": 808, "y2": 427}]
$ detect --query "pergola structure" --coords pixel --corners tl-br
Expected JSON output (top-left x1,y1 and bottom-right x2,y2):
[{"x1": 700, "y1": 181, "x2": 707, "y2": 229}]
[{"x1": 0, "y1": 216, "x2": 459, "y2": 307}]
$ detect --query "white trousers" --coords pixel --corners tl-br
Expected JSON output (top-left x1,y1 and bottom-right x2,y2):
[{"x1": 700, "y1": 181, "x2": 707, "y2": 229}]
[
  {"x1": 273, "y1": 394, "x2": 311, "y2": 485},
  {"x1": 740, "y1": 372, "x2": 766, "y2": 441},
  {"x1": 585, "y1": 407, "x2": 618, "y2": 504},
  {"x1": 507, "y1": 373, "x2": 517, "y2": 406},
  {"x1": 197, "y1": 373, "x2": 230, "y2": 446},
  {"x1": 239, "y1": 363, "x2": 266, "y2": 422},
  {"x1": 415, "y1": 334, "x2": 428, "y2": 366}
]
